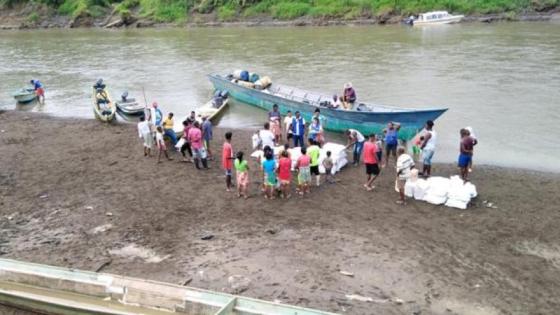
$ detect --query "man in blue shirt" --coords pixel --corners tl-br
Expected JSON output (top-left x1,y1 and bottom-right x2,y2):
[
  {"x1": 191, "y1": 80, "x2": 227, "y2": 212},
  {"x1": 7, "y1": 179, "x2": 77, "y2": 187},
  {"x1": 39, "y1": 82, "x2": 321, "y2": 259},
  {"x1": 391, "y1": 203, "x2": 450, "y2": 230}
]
[
  {"x1": 291, "y1": 111, "x2": 306, "y2": 148},
  {"x1": 30, "y1": 79, "x2": 45, "y2": 104},
  {"x1": 202, "y1": 116, "x2": 213, "y2": 160}
]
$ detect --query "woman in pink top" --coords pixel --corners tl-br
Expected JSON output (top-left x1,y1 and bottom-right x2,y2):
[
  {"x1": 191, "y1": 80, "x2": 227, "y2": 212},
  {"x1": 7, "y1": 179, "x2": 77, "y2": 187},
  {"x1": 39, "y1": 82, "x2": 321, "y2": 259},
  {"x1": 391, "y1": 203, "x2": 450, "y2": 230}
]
[
  {"x1": 296, "y1": 147, "x2": 311, "y2": 195},
  {"x1": 277, "y1": 150, "x2": 292, "y2": 198},
  {"x1": 188, "y1": 121, "x2": 208, "y2": 169}
]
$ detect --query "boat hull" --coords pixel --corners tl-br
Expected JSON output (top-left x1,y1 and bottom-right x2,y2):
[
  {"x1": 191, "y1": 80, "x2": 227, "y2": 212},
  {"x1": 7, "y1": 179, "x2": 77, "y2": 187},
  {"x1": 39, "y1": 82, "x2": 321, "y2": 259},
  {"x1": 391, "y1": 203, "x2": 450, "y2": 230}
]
[
  {"x1": 0, "y1": 258, "x2": 337, "y2": 315},
  {"x1": 173, "y1": 98, "x2": 229, "y2": 135},
  {"x1": 208, "y1": 75, "x2": 447, "y2": 140},
  {"x1": 413, "y1": 16, "x2": 463, "y2": 25},
  {"x1": 13, "y1": 88, "x2": 37, "y2": 104}
]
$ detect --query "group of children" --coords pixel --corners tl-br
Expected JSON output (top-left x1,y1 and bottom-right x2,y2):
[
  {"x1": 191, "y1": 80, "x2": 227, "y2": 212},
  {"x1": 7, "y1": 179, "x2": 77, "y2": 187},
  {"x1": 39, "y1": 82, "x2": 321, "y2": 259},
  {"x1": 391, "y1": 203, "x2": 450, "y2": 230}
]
[{"x1": 226, "y1": 136, "x2": 336, "y2": 200}]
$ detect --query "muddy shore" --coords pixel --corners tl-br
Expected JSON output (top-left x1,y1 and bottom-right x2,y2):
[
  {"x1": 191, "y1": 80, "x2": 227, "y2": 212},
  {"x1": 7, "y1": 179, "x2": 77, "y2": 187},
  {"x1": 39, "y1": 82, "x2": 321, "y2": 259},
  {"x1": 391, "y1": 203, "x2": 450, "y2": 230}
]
[
  {"x1": 1, "y1": 110, "x2": 559, "y2": 314},
  {"x1": 1, "y1": 3, "x2": 559, "y2": 30}
]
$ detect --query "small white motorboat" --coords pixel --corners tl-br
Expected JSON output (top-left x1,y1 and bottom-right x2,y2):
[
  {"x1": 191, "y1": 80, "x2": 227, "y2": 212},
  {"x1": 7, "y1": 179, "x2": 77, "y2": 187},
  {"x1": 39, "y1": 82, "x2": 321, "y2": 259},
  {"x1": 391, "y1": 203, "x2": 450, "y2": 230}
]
[{"x1": 406, "y1": 11, "x2": 464, "y2": 26}]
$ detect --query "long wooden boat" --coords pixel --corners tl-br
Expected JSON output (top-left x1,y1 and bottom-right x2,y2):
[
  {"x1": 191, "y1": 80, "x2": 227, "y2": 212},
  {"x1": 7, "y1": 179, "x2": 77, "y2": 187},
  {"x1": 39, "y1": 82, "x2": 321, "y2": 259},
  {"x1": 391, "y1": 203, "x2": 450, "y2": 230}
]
[
  {"x1": 0, "y1": 258, "x2": 338, "y2": 315},
  {"x1": 173, "y1": 97, "x2": 229, "y2": 135},
  {"x1": 92, "y1": 87, "x2": 116, "y2": 122},
  {"x1": 12, "y1": 87, "x2": 37, "y2": 104},
  {"x1": 208, "y1": 74, "x2": 448, "y2": 140}
]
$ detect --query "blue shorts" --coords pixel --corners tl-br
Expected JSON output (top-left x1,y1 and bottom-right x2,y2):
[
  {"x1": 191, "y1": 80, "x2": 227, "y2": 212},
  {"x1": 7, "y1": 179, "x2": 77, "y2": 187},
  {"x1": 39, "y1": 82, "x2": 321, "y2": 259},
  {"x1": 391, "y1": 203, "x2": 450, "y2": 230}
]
[
  {"x1": 225, "y1": 169, "x2": 232, "y2": 176},
  {"x1": 422, "y1": 149, "x2": 434, "y2": 165},
  {"x1": 458, "y1": 154, "x2": 472, "y2": 168},
  {"x1": 386, "y1": 143, "x2": 397, "y2": 155}
]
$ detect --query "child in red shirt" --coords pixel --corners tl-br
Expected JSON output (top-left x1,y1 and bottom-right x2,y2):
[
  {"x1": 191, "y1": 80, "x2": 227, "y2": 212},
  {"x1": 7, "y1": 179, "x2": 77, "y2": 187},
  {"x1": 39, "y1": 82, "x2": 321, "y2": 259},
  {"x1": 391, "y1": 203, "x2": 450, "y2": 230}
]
[
  {"x1": 222, "y1": 132, "x2": 234, "y2": 192},
  {"x1": 277, "y1": 150, "x2": 292, "y2": 198}
]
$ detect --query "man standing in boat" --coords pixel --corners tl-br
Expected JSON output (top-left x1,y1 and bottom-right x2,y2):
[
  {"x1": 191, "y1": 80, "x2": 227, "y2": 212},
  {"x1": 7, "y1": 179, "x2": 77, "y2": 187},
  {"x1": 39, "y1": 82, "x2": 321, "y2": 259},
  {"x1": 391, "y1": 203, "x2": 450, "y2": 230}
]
[
  {"x1": 291, "y1": 111, "x2": 306, "y2": 148},
  {"x1": 343, "y1": 83, "x2": 356, "y2": 110}
]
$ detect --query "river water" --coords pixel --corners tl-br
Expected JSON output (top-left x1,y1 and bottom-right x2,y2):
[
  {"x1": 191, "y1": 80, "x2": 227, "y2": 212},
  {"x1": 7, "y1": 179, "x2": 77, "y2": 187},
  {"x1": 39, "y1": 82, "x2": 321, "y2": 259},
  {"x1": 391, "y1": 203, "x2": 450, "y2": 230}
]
[{"x1": 1, "y1": 22, "x2": 559, "y2": 172}]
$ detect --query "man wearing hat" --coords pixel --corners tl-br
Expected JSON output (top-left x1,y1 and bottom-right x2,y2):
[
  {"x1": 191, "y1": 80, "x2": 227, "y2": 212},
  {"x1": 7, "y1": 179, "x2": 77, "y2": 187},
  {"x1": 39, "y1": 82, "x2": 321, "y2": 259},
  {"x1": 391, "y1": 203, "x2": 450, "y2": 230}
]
[{"x1": 343, "y1": 82, "x2": 357, "y2": 110}]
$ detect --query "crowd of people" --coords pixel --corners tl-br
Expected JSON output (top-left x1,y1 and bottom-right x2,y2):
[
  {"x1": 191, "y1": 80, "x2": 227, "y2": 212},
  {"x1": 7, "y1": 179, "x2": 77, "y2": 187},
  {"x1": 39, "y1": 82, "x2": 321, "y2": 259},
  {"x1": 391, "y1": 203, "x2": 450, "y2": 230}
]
[{"x1": 136, "y1": 99, "x2": 478, "y2": 204}]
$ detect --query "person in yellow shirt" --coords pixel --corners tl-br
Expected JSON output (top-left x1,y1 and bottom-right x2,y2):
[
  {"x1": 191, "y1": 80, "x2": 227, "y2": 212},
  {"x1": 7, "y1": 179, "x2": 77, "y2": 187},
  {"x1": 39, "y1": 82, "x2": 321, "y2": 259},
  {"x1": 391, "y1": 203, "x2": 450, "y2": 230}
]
[
  {"x1": 307, "y1": 139, "x2": 321, "y2": 187},
  {"x1": 163, "y1": 112, "x2": 178, "y2": 147}
]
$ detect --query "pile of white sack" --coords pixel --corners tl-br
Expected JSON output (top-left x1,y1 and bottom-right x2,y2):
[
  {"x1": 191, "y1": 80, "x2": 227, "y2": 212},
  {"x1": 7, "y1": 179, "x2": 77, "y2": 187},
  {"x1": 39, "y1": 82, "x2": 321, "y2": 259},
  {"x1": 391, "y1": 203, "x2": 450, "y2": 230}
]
[
  {"x1": 403, "y1": 171, "x2": 477, "y2": 209},
  {"x1": 250, "y1": 142, "x2": 348, "y2": 174}
]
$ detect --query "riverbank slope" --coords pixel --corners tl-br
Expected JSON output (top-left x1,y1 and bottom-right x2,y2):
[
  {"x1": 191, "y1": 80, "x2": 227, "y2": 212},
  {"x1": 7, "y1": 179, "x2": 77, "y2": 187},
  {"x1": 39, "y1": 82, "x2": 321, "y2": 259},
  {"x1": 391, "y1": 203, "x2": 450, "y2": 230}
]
[
  {"x1": 1, "y1": 0, "x2": 559, "y2": 29},
  {"x1": 1, "y1": 110, "x2": 559, "y2": 314}
]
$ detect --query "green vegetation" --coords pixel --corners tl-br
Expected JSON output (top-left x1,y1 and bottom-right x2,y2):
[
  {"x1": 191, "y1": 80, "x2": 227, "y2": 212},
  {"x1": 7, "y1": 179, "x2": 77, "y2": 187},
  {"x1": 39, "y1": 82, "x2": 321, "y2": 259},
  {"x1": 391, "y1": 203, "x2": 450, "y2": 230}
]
[{"x1": 2, "y1": 0, "x2": 559, "y2": 23}]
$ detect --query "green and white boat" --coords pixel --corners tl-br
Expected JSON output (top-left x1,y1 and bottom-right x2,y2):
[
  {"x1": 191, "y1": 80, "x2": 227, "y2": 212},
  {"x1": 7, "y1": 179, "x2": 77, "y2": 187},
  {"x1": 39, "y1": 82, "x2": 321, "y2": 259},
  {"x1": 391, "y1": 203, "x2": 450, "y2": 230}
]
[
  {"x1": 209, "y1": 74, "x2": 448, "y2": 140},
  {"x1": 0, "y1": 258, "x2": 338, "y2": 315}
]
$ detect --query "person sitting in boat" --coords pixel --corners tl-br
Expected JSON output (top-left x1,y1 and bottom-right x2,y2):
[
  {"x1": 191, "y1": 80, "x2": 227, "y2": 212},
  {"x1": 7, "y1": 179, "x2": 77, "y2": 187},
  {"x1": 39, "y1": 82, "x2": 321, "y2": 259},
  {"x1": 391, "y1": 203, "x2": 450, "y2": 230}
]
[
  {"x1": 212, "y1": 90, "x2": 224, "y2": 108},
  {"x1": 343, "y1": 83, "x2": 356, "y2": 110},
  {"x1": 121, "y1": 91, "x2": 129, "y2": 103},
  {"x1": 30, "y1": 79, "x2": 45, "y2": 104},
  {"x1": 330, "y1": 94, "x2": 341, "y2": 109},
  {"x1": 95, "y1": 88, "x2": 108, "y2": 104},
  {"x1": 268, "y1": 104, "x2": 282, "y2": 144}
]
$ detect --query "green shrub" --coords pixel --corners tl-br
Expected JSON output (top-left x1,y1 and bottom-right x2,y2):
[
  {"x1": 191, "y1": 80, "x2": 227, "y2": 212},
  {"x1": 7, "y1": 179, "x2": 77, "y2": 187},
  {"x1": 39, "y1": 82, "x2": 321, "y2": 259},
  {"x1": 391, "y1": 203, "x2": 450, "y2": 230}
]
[
  {"x1": 242, "y1": 0, "x2": 274, "y2": 16},
  {"x1": 27, "y1": 12, "x2": 40, "y2": 22},
  {"x1": 140, "y1": 0, "x2": 187, "y2": 22},
  {"x1": 272, "y1": 1, "x2": 311, "y2": 19},
  {"x1": 218, "y1": 4, "x2": 236, "y2": 20},
  {"x1": 58, "y1": 0, "x2": 89, "y2": 17}
]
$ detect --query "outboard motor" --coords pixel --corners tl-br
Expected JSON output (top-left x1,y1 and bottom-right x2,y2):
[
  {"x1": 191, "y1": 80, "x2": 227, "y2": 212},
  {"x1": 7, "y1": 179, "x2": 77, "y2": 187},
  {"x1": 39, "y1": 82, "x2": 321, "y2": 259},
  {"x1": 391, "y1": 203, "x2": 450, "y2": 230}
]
[
  {"x1": 94, "y1": 78, "x2": 105, "y2": 89},
  {"x1": 121, "y1": 91, "x2": 129, "y2": 102}
]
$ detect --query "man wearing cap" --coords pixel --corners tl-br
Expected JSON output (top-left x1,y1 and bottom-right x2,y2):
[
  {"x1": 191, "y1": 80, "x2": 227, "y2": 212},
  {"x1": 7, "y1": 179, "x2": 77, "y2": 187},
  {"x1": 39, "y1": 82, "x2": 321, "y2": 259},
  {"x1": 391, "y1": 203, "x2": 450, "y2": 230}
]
[
  {"x1": 202, "y1": 115, "x2": 214, "y2": 160},
  {"x1": 343, "y1": 82, "x2": 356, "y2": 110}
]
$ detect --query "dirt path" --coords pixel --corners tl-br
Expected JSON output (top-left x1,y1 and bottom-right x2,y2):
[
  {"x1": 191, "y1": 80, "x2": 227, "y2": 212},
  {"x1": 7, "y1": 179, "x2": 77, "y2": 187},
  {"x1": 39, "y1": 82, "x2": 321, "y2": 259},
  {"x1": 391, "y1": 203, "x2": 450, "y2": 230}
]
[{"x1": 1, "y1": 110, "x2": 559, "y2": 314}]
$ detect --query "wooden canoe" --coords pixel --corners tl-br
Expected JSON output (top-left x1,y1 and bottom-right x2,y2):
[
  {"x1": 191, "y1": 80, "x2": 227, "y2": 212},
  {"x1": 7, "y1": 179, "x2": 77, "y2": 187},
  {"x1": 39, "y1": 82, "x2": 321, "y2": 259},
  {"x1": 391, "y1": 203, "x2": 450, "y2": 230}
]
[
  {"x1": 209, "y1": 74, "x2": 448, "y2": 141},
  {"x1": 173, "y1": 97, "x2": 229, "y2": 135},
  {"x1": 12, "y1": 88, "x2": 37, "y2": 104}
]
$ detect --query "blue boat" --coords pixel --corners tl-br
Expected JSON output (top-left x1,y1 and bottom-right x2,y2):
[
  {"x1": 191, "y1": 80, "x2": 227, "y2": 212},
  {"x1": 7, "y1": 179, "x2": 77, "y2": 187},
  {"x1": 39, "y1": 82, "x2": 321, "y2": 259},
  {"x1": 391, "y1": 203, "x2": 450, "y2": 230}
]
[{"x1": 208, "y1": 74, "x2": 448, "y2": 140}]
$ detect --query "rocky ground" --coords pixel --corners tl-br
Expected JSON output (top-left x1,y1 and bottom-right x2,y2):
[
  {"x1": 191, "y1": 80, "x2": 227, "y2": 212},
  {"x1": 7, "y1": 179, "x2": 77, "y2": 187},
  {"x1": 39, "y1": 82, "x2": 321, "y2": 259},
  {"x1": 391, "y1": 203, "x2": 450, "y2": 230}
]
[{"x1": 1, "y1": 110, "x2": 560, "y2": 314}]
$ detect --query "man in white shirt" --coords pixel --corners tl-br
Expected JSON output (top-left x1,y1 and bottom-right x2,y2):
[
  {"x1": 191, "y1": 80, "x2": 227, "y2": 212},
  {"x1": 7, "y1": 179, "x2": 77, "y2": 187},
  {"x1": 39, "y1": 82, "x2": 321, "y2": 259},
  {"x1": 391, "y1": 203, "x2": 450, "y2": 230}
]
[
  {"x1": 137, "y1": 116, "x2": 153, "y2": 157},
  {"x1": 420, "y1": 120, "x2": 437, "y2": 177},
  {"x1": 259, "y1": 122, "x2": 276, "y2": 149},
  {"x1": 345, "y1": 128, "x2": 365, "y2": 165},
  {"x1": 283, "y1": 110, "x2": 293, "y2": 144}
]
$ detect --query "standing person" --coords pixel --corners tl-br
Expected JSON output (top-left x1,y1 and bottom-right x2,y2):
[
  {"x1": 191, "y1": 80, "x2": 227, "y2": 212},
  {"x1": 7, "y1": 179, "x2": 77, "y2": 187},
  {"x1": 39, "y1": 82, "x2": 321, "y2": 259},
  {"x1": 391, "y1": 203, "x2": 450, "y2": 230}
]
[
  {"x1": 420, "y1": 120, "x2": 437, "y2": 177},
  {"x1": 234, "y1": 151, "x2": 250, "y2": 199},
  {"x1": 295, "y1": 147, "x2": 311, "y2": 195},
  {"x1": 137, "y1": 116, "x2": 153, "y2": 157},
  {"x1": 312, "y1": 108, "x2": 327, "y2": 130},
  {"x1": 261, "y1": 149, "x2": 277, "y2": 199},
  {"x1": 152, "y1": 102, "x2": 163, "y2": 127},
  {"x1": 375, "y1": 134, "x2": 383, "y2": 165},
  {"x1": 383, "y1": 122, "x2": 401, "y2": 167},
  {"x1": 345, "y1": 129, "x2": 365, "y2": 166},
  {"x1": 307, "y1": 139, "x2": 321, "y2": 187},
  {"x1": 277, "y1": 150, "x2": 292, "y2": 198},
  {"x1": 343, "y1": 82, "x2": 357, "y2": 110},
  {"x1": 180, "y1": 119, "x2": 193, "y2": 162},
  {"x1": 30, "y1": 79, "x2": 45, "y2": 104},
  {"x1": 465, "y1": 126, "x2": 478, "y2": 172},
  {"x1": 268, "y1": 104, "x2": 282, "y2": 143},
  {"x1": 283, "y1": 110, "x2": 293, "y2": 145},
  {"x1": 411, "y1": 133, "x2": 424, "y2": 163},
  {"x1": 363, "y1": 134, "x2": 380, "y2": 191},
  {"x1": 259, "y1": 122, "x2": 276, "y2": 149},
  {"x1": 222, "y1": 131, "x2": 234, "y2": 192},
  {"x1": 458, "y1": 128, "x2": 476, "y2": 181},
  {"x1": 308, "y1": 117, "x2": 323, "y2": 145},
  {"x1": 155, "y1": 126, "x2": 173, "y2": 163},
  {"x1": 322, "y1": 151, "x2": 335, "y2": 184},
  {"x1": 291, "y1": 111, "x2": 306, "y2": 148},
  {"x1": 202, "y1": 116, "x2": 213, "y2": 160},
  {"x1": 396, "y1": 146, "x2": 415, "y2": 205},
  {"x1": 188, "y1": 121, "x2": 208, "y2": 170},
  {"x1": 163, "y1": 112, "x2": 178, "y2": 147}
]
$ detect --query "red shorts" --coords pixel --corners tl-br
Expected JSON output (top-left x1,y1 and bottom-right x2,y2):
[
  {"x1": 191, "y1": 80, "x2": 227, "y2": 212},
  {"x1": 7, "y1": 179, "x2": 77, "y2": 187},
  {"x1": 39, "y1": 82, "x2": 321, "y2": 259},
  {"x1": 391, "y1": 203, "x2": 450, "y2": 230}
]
[{"x1": 36, "y1": 88, "x2": 45, "y2": 97}]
